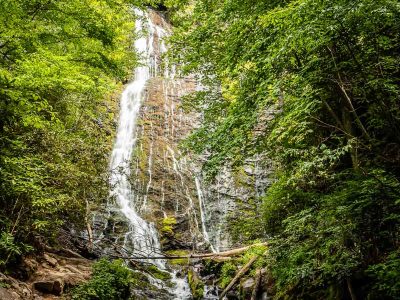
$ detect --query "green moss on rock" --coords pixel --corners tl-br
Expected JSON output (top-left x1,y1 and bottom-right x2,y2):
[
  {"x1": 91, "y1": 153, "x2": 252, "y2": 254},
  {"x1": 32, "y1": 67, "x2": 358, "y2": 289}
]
[
  {"x1": 146, "y1": 265, "x2": 172, "y2": 281},
  {"x1": 165, "y1": 250, "x2": 189, "y2": 266},
  {"x1": 160, "y1": 216, "x2": 177, "y2": 235},
  {"x1": 188, "y1": 267, "x2": 204, "y2": 300}
]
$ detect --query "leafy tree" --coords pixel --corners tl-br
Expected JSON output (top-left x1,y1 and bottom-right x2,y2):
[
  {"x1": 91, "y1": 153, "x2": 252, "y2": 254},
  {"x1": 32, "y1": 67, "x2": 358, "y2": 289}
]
[
  {"x1": 168, "y1": 0, "x2": 400, "y2": 298},
  {"x1": 0, "y1": 0, "x2": 140, "y2": 265}
]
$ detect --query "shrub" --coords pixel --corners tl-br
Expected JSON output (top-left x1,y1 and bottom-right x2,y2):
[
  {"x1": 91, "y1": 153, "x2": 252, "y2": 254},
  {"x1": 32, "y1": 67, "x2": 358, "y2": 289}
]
[{"x1": 71, "y1": 259, "x2": 135, "y2": 300}]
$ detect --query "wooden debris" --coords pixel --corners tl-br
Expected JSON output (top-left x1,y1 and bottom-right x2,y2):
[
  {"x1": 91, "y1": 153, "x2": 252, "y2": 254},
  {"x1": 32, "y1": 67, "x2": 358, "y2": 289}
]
[{"x1": 219, "y1": 255, "x2": 259, "y2": 300}]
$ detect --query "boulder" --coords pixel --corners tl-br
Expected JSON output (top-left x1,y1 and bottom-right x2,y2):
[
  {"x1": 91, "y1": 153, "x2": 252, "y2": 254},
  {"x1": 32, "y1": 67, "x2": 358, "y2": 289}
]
[
  {"x1": 0, "y1": 287, "x2": 21, "y2": 300},
  {"x1": 33, "y1": 281, "x2": 54, "y2": 293},
  {"x1": 52, "y1": 279, "x2": 63, "y2": 295},
  {"x1": 33, "y1": 279, "x2": 64, "y2": 295},
  {"x1": 240, "y1": 277, "x2": 255, "y2": 298}
]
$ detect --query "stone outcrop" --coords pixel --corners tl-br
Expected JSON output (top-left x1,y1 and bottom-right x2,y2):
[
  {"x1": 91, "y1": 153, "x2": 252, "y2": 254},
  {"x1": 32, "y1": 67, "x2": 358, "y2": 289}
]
[
  {"x1": 91, "y1": 7, "x2": 273, "y2": 261},
  {"x1": 87, "y1": 8, "x2": 274, "y2": 299},
  {"x1": 91, "y1": 9, "x2": 208, "y2": 256},
  {"x1": 0, "y1": 252, "x2": 92, "y2": 299}
]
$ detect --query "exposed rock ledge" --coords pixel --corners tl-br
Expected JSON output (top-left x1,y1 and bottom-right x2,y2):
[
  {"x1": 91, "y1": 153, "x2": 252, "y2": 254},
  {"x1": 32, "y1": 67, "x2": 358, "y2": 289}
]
[{"x1": 0, "y1": 252, "x2": 92, "y2": 299}]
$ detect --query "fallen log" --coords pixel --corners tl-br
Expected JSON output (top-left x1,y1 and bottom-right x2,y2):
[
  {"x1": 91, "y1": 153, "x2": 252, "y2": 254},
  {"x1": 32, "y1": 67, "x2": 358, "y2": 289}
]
[
  {"x1": 191, "y1": 242, "x2": 268, "y2": 258},
  {"x1": 219, "y1": 255, "x2": 259, "y2": 300},
  {"x1": 111, "y1": 242, "x2": 268, "y2": 260},
  {"x1": 204, "y1": 256, "x2": 232, "y2": 262}
]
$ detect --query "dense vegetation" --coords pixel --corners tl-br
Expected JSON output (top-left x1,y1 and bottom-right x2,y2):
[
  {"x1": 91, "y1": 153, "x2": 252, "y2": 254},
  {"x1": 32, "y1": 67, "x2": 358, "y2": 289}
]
[
  {"x1": 71, "y1": 259, "x2": 135, "y2": 300},
  {"x1": 167, "y1": 0, "x2": 400, "y2": 299},
  {"x1": 1, "y1": 0, "x2": 399, "y2": 299},
  {"x1": 0, "y1": 0, "x2": 138, "y2": 266}
]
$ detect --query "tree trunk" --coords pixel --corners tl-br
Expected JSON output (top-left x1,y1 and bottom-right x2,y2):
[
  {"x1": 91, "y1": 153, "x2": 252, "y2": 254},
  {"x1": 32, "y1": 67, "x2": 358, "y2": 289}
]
[
  {"x1": 85, "y1": 199, "x2": 93, "y2": 249},
  {"x1": 219, "y1": 255, "x2": 259, "y2": 299},
  {"x1": 347, "y1": 279, "x2": 358, "y2": 300},
  {"x1": 342, "y1": 108, "x2": 359, "y2": 170}
]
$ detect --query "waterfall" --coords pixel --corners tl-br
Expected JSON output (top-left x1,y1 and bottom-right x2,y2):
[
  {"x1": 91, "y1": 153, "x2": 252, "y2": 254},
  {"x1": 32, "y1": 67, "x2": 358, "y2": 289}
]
[
  {"x1": 108, "y1": 9, "x2": 191, "y2": 299},
  {"x1": 195, "y1": 176, "x2": 217, "y2": 253}
]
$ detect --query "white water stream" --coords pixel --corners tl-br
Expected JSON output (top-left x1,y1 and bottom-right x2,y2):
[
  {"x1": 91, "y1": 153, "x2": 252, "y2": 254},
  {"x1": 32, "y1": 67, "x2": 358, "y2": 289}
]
[
  {"x1": 195, "y1": 177, "x2": 217, "y2": 253},
  {"x1": 109, "y1": 9, "x2": 191, "y2": 299}
]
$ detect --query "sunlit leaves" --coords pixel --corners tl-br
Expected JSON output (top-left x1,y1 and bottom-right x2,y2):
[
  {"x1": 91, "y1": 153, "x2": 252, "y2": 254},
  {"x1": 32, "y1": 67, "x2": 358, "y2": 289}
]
[
  {"x1": 170, "y1": 0, "x2": 400, "y2": 297},
  {"x1": 0, "y1": 0, "x2": 139, "y2": 264}
]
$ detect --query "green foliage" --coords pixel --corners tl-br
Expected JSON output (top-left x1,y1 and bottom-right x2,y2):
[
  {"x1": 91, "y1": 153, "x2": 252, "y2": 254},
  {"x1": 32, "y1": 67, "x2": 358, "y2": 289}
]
[
  {"x1": 228, "y1": 197, "x2": 265, "y2": 244},
  {"x1": 219, "y1": 261, "x2": 237, "y2": 289},
  {"x1": 204, "y1": 244, "x2": 267, "y2": 289},
  {"x1": 170, "y1": 0, "x2": 400, "y2": 298},
  {"x1": 71, "y1": 259, "x2": 135, "y2": 300},
  {"x1": 0, "y1": 232, "x2": 33, "y2": 266},
  {"x1": 261, "y1": 169, "x2": 400, "y2": 299},
  {"x1": 188, "y1": 267, "x2": 204, "y2": 300},
  {"x1": 368, "y1": 250, "x2": 400, "y2": 299},
  {"x1": 0, "y1": 0, "x2": 143, "y2": 266}
]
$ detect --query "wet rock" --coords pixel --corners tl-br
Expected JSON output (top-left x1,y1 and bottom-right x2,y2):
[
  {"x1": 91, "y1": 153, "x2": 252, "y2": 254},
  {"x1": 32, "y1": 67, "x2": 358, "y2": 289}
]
[
  {"x1": 226, "y1": 290, "x2": 240, "y2": 299},
  {"x1": 244, "y1": 166, "x2": 253, "y2": 174},
  {"x1": 160, "y1": 216, "x2": 194, "y2": 251},
  {"x1": 242, "y1": 277, "x2": 255, "y2": 290},
  {"x1": 188, "y1": 267, "x2": 204, "y2": 300},
  {"x1": 54, "y1": 227, "x2": 100, "y2": 259},
  {"x1": 240, "y1": 277, "x2": 255, "y2": 298},
  {"x1": 203, "y1": 284, "x2": 219, "y2": 299},
  {"x1": 261, "y1": 291, "x2": 270, "y2": 300}
]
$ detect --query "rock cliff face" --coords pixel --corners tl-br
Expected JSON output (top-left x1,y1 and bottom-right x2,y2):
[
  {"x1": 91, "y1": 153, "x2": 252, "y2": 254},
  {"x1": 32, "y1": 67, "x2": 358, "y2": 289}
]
[
  {"x1": 119, "y1": 11, "x2": 274, "y2": 254},
  {"x1": 91, "y1": 9, "x2": 273, "y2": 256},
  {"x1": 130, "y1": 74, "x2": 204, "y2": 248},
  {"x1": 88, "y1": 8, "x2": 274, "y2": 299},
  {"x1": 91, "y1": 10, "x2": 208, "y2": 256},
  {"x1": 196, "y1": 155, "x2": 272, "y2": 251}
]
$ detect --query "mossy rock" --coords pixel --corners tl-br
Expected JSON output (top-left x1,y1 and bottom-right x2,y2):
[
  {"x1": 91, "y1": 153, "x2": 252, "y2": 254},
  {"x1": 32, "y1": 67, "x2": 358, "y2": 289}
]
[
  {"x1": 188, "y1": 267, "x2": 204, "y2": 300},
  {"x1": 131, "y1": 271, "x2": 159, "y2": 292},
  {"x1": 160, "y1": 216, "x2": 177, "y2": 236},
  {"x1": 146, "y1": 265, "x2": 172, "y2": 282},
  {"x1": 165, "y1": 250, "x2": 189, "y2": 266}
]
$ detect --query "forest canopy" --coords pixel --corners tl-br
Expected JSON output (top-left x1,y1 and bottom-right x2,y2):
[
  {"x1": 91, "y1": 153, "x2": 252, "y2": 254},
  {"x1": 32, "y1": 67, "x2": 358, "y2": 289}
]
[
  {"x1": 0, "y1": 0, "x2": 139, "y2": 265},
  {"x1": 167, "y1": 0, "x2": 400, "y2": 298}
]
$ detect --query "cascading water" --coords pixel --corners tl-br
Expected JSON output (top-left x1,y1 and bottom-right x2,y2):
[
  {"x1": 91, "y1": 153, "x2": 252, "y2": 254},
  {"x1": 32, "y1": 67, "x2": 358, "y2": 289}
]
[
  {"x1": 195, "y1": 176, "x2": 217, "y2": 253},
  {"x1": 109, "y1": 9, "x2": 191, "y2": 299},
  {"x1": 90, "y1": 7, "x2": 273, "y2": 300}
]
